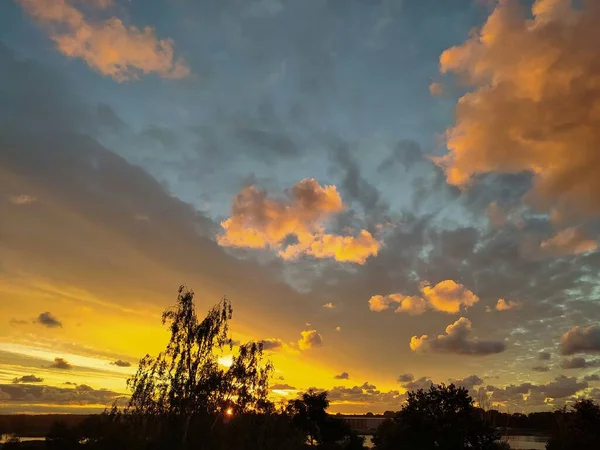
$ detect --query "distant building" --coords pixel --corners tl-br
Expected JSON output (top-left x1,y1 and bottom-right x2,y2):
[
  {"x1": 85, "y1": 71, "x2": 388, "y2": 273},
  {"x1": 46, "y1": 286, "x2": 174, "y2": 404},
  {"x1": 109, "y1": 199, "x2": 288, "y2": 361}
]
[{"x1": 341, "y1": 416, "x2": 387, "y2": 433}]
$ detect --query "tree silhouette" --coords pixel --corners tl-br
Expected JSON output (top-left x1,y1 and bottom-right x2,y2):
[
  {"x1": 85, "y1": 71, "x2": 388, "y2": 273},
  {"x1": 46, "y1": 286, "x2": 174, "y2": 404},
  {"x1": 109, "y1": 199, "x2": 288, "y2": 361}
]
[
  {"x1": 546, "y1": 399, "x2": 600, "y2": 450},
  {"x1": 373, "y1": 383, "x2": 506, "y2": 450},
  {"x1": 287, "y1": 390, "x2": 364, "y2": 449},
  {"x1": 126, "y1": 285, "x2": 273, "y2": 447}
]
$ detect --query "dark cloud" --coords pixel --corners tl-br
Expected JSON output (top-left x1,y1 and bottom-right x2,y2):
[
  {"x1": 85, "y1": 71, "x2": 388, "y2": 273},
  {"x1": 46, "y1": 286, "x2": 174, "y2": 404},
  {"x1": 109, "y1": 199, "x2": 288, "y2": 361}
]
[
  {"x1": 48, "y1": 358, "x2": 73, "y2": 370},
  {"x1": 327, "y1": 137, "x2": 387, "y2": 222},
  {"x1": 260, "y1": 338, "x2": 285, "y2": 351},
  {"x1": 560, "y1": 325, "x2": 600, "y2": 355},
  {"x1": 35, "y1": 312, "x2": 63, "y2": 328},
  {"x1": 401, "y1": 377, "x2": 433, "y2": 391},
  {"x1": 96, "y1": 104, "x2": 127, "y2": 133},
  {"x1": 397, "y1": 373, "x2": 414, "y2": 383},
  {"x1": 271, "y1": 383, "x2": 296, "y2": 390},
  {"x1": 12, "y1": 375, "x2": 43, "y2": 384},
  {"x1": 334, "y1": 372, "x2": 349, "y2": 380},
  {"x1": 9, "y1": 319, "x2": 29, "y2": 326},
  {"x1": 450, "y1": 375, "x2": 483, "y2": 391},
  {"x1": 377, "y1": 140, "x2": 423, "y2": 172},
  {"x1": 410, "y1": 317, "x2": 506, "y2": 356},
  {"x1": 0, "y1": 383, "x2": 122, "y2": 406},
  {"x1": 110, "y1": 360, "x2": 131, "y2": 367},
  {"x1": 532, "y1": 366, "x2": 550, "y2": 373},
  {"x1": 584, "y1": 374, "x2": 600, "y2": 382},
  {"x1": 562, "y1": 357, "x2": 600, "y2": 370},
  {"x1": 539, "y1": 351, "x2": 552, "y2": 361}
]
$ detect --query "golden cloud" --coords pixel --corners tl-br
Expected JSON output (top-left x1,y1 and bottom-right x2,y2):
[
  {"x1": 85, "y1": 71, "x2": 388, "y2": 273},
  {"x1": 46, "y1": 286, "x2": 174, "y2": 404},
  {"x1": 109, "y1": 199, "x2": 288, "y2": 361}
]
[
  {"x1": 18, "y1": 0, "x2": 189, "y2": 81},
  {"x1": 494, "y1": 299, "x2": 521, "y2": 311},
  {"x1": 218, "y1": 179, "x2": 381, "y2": 264},
  {"x1": 298, "y1": 330, "x2": 323, "y2": 351},
  {"x1": 369, "y1": 280, "x2": 478, "y2": 315},
  {"x1": 435, "y1": 0, "x2": 600, "y2": 218}
]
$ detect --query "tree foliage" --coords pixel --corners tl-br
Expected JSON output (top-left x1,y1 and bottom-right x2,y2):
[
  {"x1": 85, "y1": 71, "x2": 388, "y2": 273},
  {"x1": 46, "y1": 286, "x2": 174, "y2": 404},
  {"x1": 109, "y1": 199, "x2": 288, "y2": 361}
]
[
  {"x1": 373, "y1": 383, "x2": 505, "y2": 450},
  {"x1": 546, "y1": 399, "x2": 600, "y2": 450},
  {"x1": 125, "y1": 285, "x2": 273, "y2": 446}
]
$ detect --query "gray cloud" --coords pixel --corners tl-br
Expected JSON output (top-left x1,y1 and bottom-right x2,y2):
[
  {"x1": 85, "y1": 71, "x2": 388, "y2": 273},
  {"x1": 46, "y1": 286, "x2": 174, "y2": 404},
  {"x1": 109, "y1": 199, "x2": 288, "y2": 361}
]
[
  {"x1": 539, "y1": 351, "x2": 552, "y2": 361},
  {"x1": 271, "y1": 383, "x2": 296, "y2": 390},
  {"x1": 0, "y1": 383, "x2": 122, "y2": 406},
  {"x1": 48, "y1": 358, "x2": 73, "y2": 370},
  {"x1": 532, "y1": 366, "x2": 550, "y2": 372},
  {"x1": 397, "y1": 373, "x2": 414, "y2": 383},
  {"x1": 562, "y1": 357, "x2": 600, "y2": 370},
  {"x1": 334, "y1": 372, "x2": 349, "y2": 380},
  {"x1": 12, "y1": 375, "x2": 44, "y2": 384},
  {"x1": 410, "y1": 317, "x2": 506, "y2": 356},
  {"x1": 110, "y1": 360, "x2": 131, "y2": 367},
  {"x1": 584, "y1": 374, "x2": 600, "y2": 382},
  {"x1": 35, "y1": 312, "x2": 62, "y2": 328},
  {"x1": 401, "y1": 376, "x2": 434, "y2": 391},
  {"x1": 260, "y1": 338, "x2": 285, "y2": 351},
  {"x1": 450, "y1": 375, "x2": 484, "y2": 391},
  {"x1": 561, "y1": 325, "x2": 600, "y2": 355}
]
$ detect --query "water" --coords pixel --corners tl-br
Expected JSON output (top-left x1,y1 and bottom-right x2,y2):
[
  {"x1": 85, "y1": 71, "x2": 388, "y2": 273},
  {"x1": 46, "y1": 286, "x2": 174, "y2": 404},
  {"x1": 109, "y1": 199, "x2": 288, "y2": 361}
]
[
  {"x1": 506, "y1": 434, "x2": 548, "y2": 450},
  {"x1": 360, "y1": 434, "x2": 548, "y2": 449}
]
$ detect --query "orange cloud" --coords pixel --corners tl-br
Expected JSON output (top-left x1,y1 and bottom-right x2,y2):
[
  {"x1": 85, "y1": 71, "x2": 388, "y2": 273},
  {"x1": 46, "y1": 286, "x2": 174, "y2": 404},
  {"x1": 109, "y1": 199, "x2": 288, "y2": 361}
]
[
  {"x1": 218, "y1": 179, "x2": 381, "y2": 264},
  {"x1": 540, "y1": 227, "x2": 598, "y2": 255},
  {"x1": 494, "y1": 299, "x2": 521, "y2": 311},
  {"x1": 369, "y1": 280, "x2": 478, "y2": 315},
  {"x1": 435, "y1": 0, "x2": 600, "y2": 218},
  {"x1": 18, "y1": 0, "x2": 189, "y2": 81},
  {"x1": 429, "y1": 81, "x2": 444, "y2": 96}
]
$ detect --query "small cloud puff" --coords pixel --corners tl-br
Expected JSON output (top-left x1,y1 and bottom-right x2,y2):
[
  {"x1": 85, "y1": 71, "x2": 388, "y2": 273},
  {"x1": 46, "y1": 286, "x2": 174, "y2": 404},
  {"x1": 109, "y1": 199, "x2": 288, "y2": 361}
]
[
  {"x1": 298, "y1": 330, "x2": 323, "y2": 351},
  {"x1": 35, "y1": 312, "x2": 63, "y2": 328},
  {"x1": 334, "y1": 372, "x2": 349, "y2": 380}
]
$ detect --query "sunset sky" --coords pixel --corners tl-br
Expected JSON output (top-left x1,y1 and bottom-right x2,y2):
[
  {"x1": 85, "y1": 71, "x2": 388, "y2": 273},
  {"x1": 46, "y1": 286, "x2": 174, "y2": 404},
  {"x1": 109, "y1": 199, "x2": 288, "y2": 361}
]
[{"x1": 2, "y1": 0, "x2": 600, "y2": 415}]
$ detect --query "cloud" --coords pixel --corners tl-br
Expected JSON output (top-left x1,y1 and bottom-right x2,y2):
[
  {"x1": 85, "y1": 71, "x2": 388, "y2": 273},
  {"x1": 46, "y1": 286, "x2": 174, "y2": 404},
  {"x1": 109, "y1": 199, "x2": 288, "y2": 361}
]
[
  {"x1": 34, "y1": 311, "x2": 63, "y2": 328},
  {"x1": 539, "y1": 351, "x2": 552, "y2": 361},
  {"x1": 8, "y1": 194, "x2": 37, "y2": 205},
  {"x1": 393, "y1": 295, "x2": 428, "y2": 315},
  {"x1": 410, "y1": 317, "x2": 506, "y2": 355},
  {"x1": 0, "y1": 383, "x2": 122, "y2": 406},
  {"x1": 48, "y1": 357, "x2": 73, "y2": 369},
  {"x1": 260, "y1": 338, "x2": 285, "y2": 351},
  {"x1": 560, "y1": 325, "x2": 600, "y2": 355},
  {"x1": 420, "y1": 281, "x2": 479, "y2": 314},
  {"x1": 271, "y1": 383, "x2": 296, "y2": 390},
  {"x1": 370, "y1": 280, "x2": 478, "y2": 315},
  {"x1": 110, "y1": 359, "x2": 131, "y2": 367},
  {"x1": 532, "y1": 366, "x2": 550, "y2": 372},
  {"x1": 428, "y1": 82, "x2": 444, "y2": 96},
  {"x1": 298, "y1": 330, "x2": 323, "y2": 351},
  {"x1": 450, "y1": 375, "x2": 484, "y2": 391},
  {"x1": 494, "y1": 299, "x2": 521, "y2": 311},
  {"x1": 12, "y1": 375, "x2": 44, "y2": 384},
  {"x1": 17, "y1": 0, "x2": 189, "y2": 81},
  {"x1": 584, "y1": 374, "x2": 600, "y2": 382},
  {"x1": 334, "y1": 372, "x2": 349, "y2": 380},
  {"x1": 323, "y1": 302, "x2": 335, "y2": 309},
  {"x1": 435, "y1": 0, "x2": 600, "y2": 219},
  {"x1": 562, "y1": 357, "x2": 600, "y2": 370},
  {"x1": 9, "y1": 319, "x2": 30, "y2": 326},
  {"x1": 540, "y1": 227, "x2": 597, "y2": 256},
  {"x1": 401, "y1": 376, "x2": 434, "y2": 391},
  {"x1": 487, "y1": 376, "x2": 588, "y2": 405},
  {"x1": 218, "y1": 179, "x2": 380, "y2": 264},
  {"x1": 397, "y1": 373, "x2": 414, "y2": 383}
]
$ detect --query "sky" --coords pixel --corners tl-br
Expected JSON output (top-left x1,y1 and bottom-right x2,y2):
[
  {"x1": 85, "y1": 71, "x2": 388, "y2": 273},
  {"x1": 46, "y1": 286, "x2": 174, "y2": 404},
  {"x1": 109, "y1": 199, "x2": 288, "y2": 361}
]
[{"x1": 1, "y1": 0, "x2": 600, "y2": 415}]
